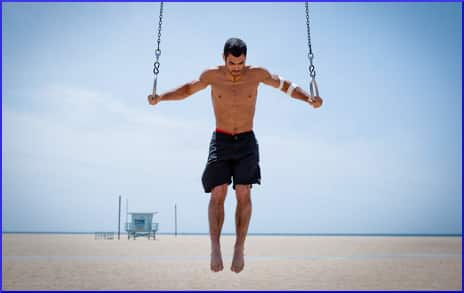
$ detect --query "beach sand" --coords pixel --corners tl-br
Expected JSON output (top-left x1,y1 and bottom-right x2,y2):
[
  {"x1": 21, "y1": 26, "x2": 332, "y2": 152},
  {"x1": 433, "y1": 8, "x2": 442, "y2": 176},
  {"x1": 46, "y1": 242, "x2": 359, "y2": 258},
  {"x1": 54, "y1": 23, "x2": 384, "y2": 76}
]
[{"x1": 2, "y1": 234, "x2": 461, "y2": 290}]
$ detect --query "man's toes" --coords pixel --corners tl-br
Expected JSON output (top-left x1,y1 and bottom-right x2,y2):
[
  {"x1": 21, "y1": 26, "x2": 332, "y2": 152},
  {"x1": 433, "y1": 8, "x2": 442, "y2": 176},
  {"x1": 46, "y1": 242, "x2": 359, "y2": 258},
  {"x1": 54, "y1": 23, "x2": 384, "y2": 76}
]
[
  {"x1": 211, "y1": 262, "x2": 224, "y2": 272},
  {"x1": 230, "y1": 264, "x2": 243, "y2": 273}
]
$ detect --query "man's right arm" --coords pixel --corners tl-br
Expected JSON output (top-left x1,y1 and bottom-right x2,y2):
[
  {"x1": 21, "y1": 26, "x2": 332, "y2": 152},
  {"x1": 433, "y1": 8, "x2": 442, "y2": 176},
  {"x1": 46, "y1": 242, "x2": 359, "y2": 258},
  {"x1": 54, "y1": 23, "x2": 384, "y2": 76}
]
[
  {"x1": 258, "y1": 67, "x2": 323, "y2": 109},
  {"x1": 148, "y1": 70, "x2": 212, "y2": 105}
]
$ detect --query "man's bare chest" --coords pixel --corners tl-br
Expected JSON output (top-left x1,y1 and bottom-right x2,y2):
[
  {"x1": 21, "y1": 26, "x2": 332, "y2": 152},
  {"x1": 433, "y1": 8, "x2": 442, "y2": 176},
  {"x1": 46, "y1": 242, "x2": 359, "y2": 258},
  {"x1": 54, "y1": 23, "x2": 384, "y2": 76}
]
[{"x1": 211, "y1": 82, "x2": 259, "y2": 102}]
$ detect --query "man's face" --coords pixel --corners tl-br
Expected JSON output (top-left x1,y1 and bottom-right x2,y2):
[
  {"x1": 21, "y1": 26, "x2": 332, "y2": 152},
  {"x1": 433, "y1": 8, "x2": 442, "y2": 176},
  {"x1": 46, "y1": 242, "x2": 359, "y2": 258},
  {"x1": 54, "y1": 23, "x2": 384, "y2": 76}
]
[{"x1": 223, "y1": 54, "x2": 246, "y2": 77}]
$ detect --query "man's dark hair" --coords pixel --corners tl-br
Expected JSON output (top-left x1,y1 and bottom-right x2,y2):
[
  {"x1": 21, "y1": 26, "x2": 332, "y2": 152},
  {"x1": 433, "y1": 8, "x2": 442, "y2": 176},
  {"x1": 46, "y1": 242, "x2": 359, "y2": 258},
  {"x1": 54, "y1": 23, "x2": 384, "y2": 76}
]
[{"x1": 223, "y1": 38, "x2": 247, "y2": 58}]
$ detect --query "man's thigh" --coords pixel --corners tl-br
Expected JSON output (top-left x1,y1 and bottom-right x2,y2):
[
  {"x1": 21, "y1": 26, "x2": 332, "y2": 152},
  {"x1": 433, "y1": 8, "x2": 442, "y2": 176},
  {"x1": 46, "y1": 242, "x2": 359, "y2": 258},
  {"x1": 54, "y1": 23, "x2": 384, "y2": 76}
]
[
  {"x1": 232, "y1": 153, "x2": 261, "y2": 189},
  {"x1": 202, "y1": 160, "x2": 233, "y2": 193}
]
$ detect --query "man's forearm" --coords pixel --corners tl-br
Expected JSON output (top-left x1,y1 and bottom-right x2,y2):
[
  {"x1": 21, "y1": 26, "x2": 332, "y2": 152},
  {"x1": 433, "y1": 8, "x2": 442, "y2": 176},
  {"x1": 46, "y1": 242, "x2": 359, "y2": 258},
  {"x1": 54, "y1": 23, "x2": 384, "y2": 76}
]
[
  {"x1": 280, "y1": 80, "x2": 310, "y2": 103},
  {"x1": 159, "y1": 84, "x2": 190, "y2": 101},
  {"x1": 290, "y1": 87, "x2": 312, "y2": 103},
  {"x1": 289, "y1": 84, "x2": 322, "y2": 108}
]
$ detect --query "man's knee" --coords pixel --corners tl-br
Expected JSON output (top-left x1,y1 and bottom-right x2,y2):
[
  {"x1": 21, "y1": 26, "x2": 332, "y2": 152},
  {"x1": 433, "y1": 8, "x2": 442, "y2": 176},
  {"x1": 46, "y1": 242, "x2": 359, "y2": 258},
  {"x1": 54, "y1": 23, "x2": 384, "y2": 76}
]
[
  {"x1": 235, "y1": 185, "x2": 251, "y2": 205},
  {"x1": 211, "y1": 184, "x2": 228, "y2": 204}
]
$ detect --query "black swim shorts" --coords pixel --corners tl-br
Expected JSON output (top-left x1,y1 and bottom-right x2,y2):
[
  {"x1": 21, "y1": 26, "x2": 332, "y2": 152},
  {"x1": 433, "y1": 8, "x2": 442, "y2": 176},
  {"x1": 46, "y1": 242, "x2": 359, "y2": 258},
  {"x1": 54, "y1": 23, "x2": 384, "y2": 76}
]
[{"x1": 201, "y1": 130, "x2": 261, "y2": 193}]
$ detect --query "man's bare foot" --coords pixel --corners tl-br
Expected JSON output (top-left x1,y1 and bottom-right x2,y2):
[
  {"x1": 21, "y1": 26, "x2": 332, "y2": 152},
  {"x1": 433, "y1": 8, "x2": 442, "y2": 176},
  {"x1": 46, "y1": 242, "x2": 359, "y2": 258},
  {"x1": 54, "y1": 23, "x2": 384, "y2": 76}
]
[
  {"x1": 210, "y1": 248, "x2": 224, "y2": 272},
  {"x1": 231, "y1": 246, "x2": 245, "y2": 273}
]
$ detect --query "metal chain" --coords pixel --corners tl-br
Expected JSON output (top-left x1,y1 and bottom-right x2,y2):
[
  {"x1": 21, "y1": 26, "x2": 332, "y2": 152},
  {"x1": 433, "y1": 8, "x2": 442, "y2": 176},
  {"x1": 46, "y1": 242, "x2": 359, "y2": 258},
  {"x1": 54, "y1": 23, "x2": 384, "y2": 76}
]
[
  {"x1": 152, "y1": 2, "x2": 164, "y2": 96},
  {"x1": 305, "y1": 2, "x2": 320, "y2": 98},
  {"x1": 153, "y1": 2, "x2": 164, "y2": 76},
  {"x1": 305, "y1": 2, "x2": 316, "y2": 79}
]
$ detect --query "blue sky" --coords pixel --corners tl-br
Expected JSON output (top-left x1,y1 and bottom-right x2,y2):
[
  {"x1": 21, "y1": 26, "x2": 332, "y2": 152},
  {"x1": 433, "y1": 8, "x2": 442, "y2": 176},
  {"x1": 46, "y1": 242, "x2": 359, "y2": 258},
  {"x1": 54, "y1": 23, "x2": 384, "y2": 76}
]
[{"x1": 2, "y1": 2, "x2": 462, "y2": 234}]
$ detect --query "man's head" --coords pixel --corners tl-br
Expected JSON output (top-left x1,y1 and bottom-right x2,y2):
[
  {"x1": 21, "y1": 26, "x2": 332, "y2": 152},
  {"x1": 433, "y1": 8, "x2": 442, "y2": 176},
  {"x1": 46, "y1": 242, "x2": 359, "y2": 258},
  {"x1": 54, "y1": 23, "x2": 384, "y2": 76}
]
[{"x1": 223, "y1": 38, "x2": 247, "y2": 77}]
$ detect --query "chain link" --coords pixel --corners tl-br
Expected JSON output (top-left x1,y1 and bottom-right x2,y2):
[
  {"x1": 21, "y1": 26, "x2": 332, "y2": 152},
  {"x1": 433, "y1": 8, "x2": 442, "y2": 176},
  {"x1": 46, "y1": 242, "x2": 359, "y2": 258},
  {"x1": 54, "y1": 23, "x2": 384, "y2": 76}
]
[
  {"x1": 153, "y1": 2, "x2": 164, "y2": 76},
  {"x1": 305, "y1": 2, "x2": 316, "y2": 79},
  {"x1": 152, "y1": 2, "x2": 164, "y2": 96}
]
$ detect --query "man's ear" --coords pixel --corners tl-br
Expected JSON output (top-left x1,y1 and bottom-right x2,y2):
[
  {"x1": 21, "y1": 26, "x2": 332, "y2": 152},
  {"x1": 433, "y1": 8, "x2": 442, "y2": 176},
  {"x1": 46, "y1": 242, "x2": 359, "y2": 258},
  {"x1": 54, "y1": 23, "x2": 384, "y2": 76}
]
[{"x1": 222, "y1": 54, "x2": 226, "y2": 62}]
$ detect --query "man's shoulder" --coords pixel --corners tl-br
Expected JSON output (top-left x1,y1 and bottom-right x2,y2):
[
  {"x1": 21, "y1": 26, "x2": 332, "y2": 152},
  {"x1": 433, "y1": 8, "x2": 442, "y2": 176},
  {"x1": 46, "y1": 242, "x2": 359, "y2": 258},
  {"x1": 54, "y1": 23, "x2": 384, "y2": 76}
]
[
  {"x1": 199, "y1": 66, "x2": 222, "y2": 82},
  {"x1": 248, "y1": 66, "x2": 271, "y2": 80}
]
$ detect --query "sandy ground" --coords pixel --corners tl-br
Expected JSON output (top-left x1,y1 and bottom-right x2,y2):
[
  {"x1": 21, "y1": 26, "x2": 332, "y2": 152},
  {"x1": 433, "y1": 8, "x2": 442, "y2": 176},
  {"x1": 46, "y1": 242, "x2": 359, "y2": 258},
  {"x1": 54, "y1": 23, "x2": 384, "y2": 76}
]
[{"x1": 2, "y1": 234, "x2": 461, "y2": 290}]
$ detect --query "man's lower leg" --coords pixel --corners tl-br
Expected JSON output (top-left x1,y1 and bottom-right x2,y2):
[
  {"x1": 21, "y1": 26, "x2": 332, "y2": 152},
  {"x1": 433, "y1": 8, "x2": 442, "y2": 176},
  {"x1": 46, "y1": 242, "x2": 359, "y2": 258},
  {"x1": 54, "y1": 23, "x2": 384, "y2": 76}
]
[
  {"x1": 209, "y1": 184, "x2": 227, "y2": 272},
  {"x1": 231, "y1": 185, "x2": 252, "y2": 273}
]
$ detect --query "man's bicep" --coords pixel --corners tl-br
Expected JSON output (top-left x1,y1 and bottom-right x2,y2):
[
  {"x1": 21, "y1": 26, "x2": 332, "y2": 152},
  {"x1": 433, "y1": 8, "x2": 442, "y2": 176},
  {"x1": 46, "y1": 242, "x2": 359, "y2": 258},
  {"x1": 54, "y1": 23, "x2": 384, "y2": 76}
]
[
  {"x1": 189, "y1": 69, "x2": 213, "y2": 94},
  {"x1": 260, "y1": 69, "x2": 294, "y2": 93},
  {"x1": 260, "y1": 69, "x2": 281, "y2": 88},
  {"x1": 188, "y1": 79, "x2": 209, "y2": 95},
  {"x1": 262, "y1": 74, "x2": 281, "y2": 88}
]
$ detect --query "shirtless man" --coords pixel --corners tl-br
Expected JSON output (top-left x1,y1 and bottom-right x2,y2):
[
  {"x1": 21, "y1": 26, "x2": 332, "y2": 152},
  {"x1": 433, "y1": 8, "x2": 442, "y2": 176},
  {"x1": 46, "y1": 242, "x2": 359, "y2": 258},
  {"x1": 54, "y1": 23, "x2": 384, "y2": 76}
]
[{"x1": 147, "y1": 38, "x2": 323, "y2": 273}]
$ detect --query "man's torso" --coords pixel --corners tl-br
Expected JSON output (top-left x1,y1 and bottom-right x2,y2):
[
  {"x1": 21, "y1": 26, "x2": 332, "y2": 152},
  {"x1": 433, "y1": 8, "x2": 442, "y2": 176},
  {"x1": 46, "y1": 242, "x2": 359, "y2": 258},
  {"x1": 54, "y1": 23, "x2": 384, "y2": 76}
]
[{"x1": 208, "y1": 66, "x2": 263, "y2": 134}]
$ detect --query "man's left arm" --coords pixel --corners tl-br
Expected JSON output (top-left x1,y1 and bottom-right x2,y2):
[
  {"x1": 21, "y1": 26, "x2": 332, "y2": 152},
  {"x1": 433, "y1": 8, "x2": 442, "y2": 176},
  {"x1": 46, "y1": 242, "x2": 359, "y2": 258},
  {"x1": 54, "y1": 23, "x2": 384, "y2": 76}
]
[{"x1": 259, "y1": 68, "x2": 323, "y2": 108}]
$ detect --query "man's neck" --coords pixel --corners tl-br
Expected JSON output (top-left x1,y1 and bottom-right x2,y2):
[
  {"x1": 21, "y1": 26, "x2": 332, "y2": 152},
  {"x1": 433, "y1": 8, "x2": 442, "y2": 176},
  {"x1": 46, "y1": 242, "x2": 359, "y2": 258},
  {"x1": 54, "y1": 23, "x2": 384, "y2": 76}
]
[{"x1": 224, "y1": 67, "x2": 245, "y2": 82}]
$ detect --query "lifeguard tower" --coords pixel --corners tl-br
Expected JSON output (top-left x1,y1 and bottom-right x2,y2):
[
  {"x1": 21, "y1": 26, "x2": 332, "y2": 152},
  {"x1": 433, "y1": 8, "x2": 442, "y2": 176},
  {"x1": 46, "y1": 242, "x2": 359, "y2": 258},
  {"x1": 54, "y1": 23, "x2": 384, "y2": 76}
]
[{"x1": 126, "y1": 212, "x2": 159, "y2": 240}]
